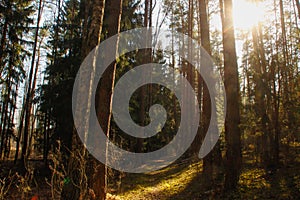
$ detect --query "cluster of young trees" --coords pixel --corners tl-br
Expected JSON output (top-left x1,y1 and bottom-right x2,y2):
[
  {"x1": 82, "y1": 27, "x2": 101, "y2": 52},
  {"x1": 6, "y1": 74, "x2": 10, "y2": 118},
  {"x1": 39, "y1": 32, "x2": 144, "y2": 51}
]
[
  {"x1": 0, "y1": 0, "x2": 299, "y2": 199},
  {"x1": 0, "y1": 0, "x2": 43, "y2": 170}
]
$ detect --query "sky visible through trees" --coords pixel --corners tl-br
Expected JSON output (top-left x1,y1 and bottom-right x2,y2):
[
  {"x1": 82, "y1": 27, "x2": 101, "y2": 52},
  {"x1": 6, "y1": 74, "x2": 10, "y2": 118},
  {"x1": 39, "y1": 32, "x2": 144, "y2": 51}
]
[{"x1": 0, "y1": 0, "x2": 300, "y2": 199}]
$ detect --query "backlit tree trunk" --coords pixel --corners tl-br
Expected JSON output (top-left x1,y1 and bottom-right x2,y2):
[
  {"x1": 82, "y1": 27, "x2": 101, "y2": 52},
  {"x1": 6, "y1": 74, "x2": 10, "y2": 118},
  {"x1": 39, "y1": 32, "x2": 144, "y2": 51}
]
[
  {"x1": 62, "y1": 0, "x2": 106, "y2": 199},
  {"x1": 94, "y1": 0, "x2": 123, "y2": 199},
  {"x1": 295, "y1": 0, "x2": 300, "y2": 20},
  {"x1": 199, "y1": 0, "x2": 214, "y2": 187},
  {"x1": 136, "y1": 0, "x2": 150, "y2": 153},
  {"x1": 20, "y1": 0, "x2": 43, "y2": 171},
  {"x1": 62, "y1": 0, "x2": 122, "y2": 199},
  {"x1": 220, "y1": 0, "x2": 242, "y2": 191}
]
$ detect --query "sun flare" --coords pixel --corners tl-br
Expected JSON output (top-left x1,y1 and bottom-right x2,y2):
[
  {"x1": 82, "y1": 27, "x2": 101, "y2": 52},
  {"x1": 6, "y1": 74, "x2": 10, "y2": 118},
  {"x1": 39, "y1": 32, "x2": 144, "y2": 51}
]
[{"x1": 233, "y1": 0, "x2": 266, "y2": 30}]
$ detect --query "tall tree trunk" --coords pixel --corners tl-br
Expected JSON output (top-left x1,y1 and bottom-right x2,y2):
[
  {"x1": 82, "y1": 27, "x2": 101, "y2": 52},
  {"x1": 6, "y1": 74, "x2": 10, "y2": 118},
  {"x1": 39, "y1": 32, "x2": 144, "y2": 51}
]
[
  {"x1": 220, "y1": 0, "x2": 242, "y2": 191},
  {"x1": 0, "y1": 85, "x2": 11, "y2": 159},
  {"x1": 25, "y1": 35, "x2": 43, "y2": 160},
  {"x1": 198, "y1": 0, "x2": 214, "y2": 188},
  {"x1": 5, "y1": 83, "x2": 17, "y2": 159},
  {"x1": 183, "y1": 0, "x2": 194, "y2": 157},
  {"x1": 93, "y1": 0, "x2": 123, "y2": 199},
  {"x1": 14, "y1": 84, "x2": 27, "y2": 163},
  {"x1": 0, "y1": 50, "x2": 13, "y2": 159},
  {"x1": 62, "y1": 0, "x2": 106, "y2": 198},
  {"x1": 279, "y1": 0, "x2": 290, "y2": 105},
  {"x1": 20, "y1": 0, "x2": 43, "y2": 171},
  {"x1": 43, "y1": 110, "x2": 49, "y2": 166},
  {"x1": 271, "y1": 59, "x2": 280, "y2": 167},
  {"x1": 251, "y1": 26, "x2": 270, "y2": 167},
  {"x1": 271, "y1": 0, "x2": 282, "y2": 167},
  {"x1": 136, "y1": 0, "x2": 150, "y2": 153},
  {"x1": 3, "y1": 106, "x2": 12, "y2": 159},
  {"x1": 279, "y1": 0, "x2": 295, "y2": 149},
  {"x1": 0, "y1": 18, "x2": 8, "y2": 74},
  {"x1": 62, "y1": 0, "x2": 122, "y2": 199},
  {"x1": 170, "y1": 0, "x2": 179, "y2": 131},
  {"x1": 295, "y1": 0, "x2": 300, "y2": 20},
  {"x1": 0, "y1": 0, "x2": 11, "y2": 73}
]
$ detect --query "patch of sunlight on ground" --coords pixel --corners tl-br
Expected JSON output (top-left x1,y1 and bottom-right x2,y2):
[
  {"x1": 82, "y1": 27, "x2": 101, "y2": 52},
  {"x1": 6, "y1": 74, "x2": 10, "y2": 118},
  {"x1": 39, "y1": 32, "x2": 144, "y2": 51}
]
[
  {"x1": 117, "y1": 162, "x2": 202, "y2": 200},
  {"x1": 294, "y1": 175, "x2": 300, "y2": 192},
  {"x1": 239, "y1": 168, "x2": 270, "y2": 190},
  {"x1": 236, "y1": 168, "x2": 272, "y2": 199},
  {"x1": 290, "y1": 141, "x2": 300, "y2": 148},
  {"x1": 279, "y1": 178, "x2": 293, "y2": 199}
]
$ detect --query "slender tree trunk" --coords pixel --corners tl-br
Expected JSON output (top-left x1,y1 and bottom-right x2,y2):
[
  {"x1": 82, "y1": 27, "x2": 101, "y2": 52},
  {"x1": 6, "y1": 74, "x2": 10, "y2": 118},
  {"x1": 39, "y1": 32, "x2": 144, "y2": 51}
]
[
  {"x1": 0, "y1": 101, "x2": 3, "y2": 155},
  {"x1": 2, "y1": 105, "x2": 11, "y2": 159},
  {"x1": 0, "y1": 19, "x2": 8, "y2": 74},
  {"x1": 27, "y1": 108, "x2": 37, "y2": 159},
  {"x1": 62, "y1": 0, "x2": 106, "y2": 198},
  {"x1": 220, "y1": 0, "x2": 242, "y2": 191},
  {"x1": 20, "y1": 0, "x2": 43, "y2": 171},
  {"x1": 24, "y1": 35, "x2": 43, "y2": 160},
  {"x1": 251, "y1": 26, "x2": 270, "y2": 167},
  {"x1": 14, "y1": 85, "x2": 27, "y2": 164},
  {"x1": 295, "y1": 0, "x2": 300, "y2": 20},
  {"x1": 271, "y1": 0, "x2": 282, "y2": 167},
  {"x1": 93, "y1": 0, "x2": 123, "y2": 199},
  {"x1": 170, "y1": 1, "x2": 179, "y2": 131},
  {"x1": 198, "y1": 0, "x2": 214, "y2": 187},
  {"x1": 0, "y1": 99, "x2": 8, "y2": 159},
  {"x1": 0, "y1": 0, "x2": 11, "y2": 73},
  {"x1": 271, "y1": 59, "x2": 280, "y2": 166},
  {"x1": 4, "y1": 88, "x2": 14, "y2": 159},
  {"x1": 43, "y1": 110, "x2": 49, "y2": 166},
  {"x1": 136, "y1": 0, "x2": 150, "y2": 153},
  {"x1": 188, "y1": 0, "x2": 194, "y2": 131},
  {"x1": 279, "y1": 0, "x2": 295, "y2": 149},
  {"x1": 5, "y1": 84, "x2": 17, "y2": 159},
  {"x1": 0, "y1": 54, "x2": 13, "y2": 159},
  {"x1": 183, "y1": 0, "x2": 194, "y2": 157},
  {"x1": 279, "y1": 0, "x2": 290, "y2": 105},
  {"x1": 62, "y1": 0, "x2": 123, "y2": 199}
]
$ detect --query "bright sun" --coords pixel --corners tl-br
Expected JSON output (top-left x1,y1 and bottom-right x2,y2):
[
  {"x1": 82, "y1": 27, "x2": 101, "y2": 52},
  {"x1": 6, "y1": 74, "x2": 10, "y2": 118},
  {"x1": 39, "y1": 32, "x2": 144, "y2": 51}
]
[{"x1": 233, "y1": 0, "x2": 266, "y2": 30}]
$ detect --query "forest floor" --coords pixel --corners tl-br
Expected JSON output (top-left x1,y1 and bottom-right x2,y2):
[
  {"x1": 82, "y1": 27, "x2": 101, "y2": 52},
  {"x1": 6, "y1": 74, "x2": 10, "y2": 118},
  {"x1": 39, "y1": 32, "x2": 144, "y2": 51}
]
[
  {"x1": 111, "y1": 143, "x2": 300, "y2": 200},
  {"x1": 0, "y1": 144, "x2": 300, "y2": 199}
]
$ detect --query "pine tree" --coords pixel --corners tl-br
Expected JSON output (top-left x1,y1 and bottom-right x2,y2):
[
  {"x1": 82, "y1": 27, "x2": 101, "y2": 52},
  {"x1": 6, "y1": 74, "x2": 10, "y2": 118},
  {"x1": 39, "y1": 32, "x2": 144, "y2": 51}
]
[
  {"x1": 220, "y1": 0, "x2": 242, "y2": 191},
  {"x1": 0, "y1": 0, "x2": 34, "y2": 160}
]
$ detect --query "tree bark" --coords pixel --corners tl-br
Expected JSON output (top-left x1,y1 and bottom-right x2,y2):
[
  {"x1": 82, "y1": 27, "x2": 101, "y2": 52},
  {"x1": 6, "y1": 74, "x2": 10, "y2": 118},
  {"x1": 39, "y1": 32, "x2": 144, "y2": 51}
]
[
  {"x1": 0, "y1": 18, "x2": 8, "y2": 74},
  {"x1": 220, "y1": 0, "x2": 242, "y2": 191},
  {"x1": 14, "y1": 85, "x2": 27, "y2": 163},
  {"x1": 295, "y1": 0, "x2": 300, "y2": 20},
  {"x1": 93, "y1": 0, "x2": 123, "y2": 199},
  {"x1": 136, "y1": 0, "x2": 151, "y2": 153},
  {"x1": 62, "y1": 0, "x2": 122, "y2": 199},
  {"x1": 20, "y1": 0, "x2": 43, "y2": 171},
  {"x1": 198, "y1": 0, "x2": 214, "y2": 188},
  {"x1": 62, "y1": 0, "x2": 106, "y2": 199},
  {"x1": 251, "y1": 26, "x2": 270, "y2": 167}
]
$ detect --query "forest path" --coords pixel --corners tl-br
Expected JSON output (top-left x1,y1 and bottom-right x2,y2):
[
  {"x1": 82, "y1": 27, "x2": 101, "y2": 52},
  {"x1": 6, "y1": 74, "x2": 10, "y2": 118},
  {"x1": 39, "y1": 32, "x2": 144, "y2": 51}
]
[{"x1": 112, "y1": 144, "x2": 300, "y2": 200}]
